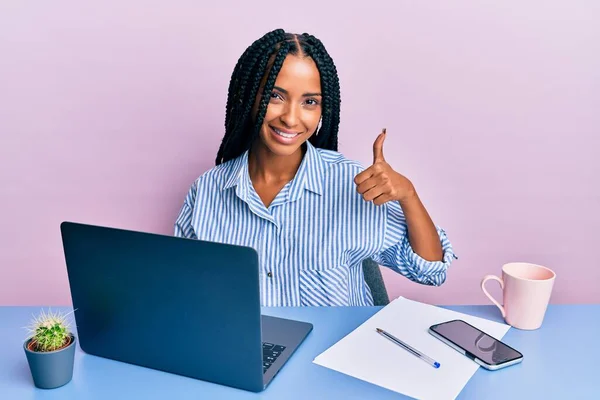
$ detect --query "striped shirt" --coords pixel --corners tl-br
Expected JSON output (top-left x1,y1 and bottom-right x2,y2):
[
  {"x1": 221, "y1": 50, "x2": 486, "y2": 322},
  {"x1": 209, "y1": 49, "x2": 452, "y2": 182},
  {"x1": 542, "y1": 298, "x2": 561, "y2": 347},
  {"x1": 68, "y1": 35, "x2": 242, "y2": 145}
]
[{"x1": 173, "y1": 140, "x2": 456, "y2": 306}]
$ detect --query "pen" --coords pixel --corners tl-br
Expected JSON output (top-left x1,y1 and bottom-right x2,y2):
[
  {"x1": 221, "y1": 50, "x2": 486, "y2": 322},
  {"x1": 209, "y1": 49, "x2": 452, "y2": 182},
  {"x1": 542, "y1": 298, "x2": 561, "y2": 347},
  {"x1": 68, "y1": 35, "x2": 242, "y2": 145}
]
[{"x1": 376, "y1": 328, "x2": 440, "y2": 369}]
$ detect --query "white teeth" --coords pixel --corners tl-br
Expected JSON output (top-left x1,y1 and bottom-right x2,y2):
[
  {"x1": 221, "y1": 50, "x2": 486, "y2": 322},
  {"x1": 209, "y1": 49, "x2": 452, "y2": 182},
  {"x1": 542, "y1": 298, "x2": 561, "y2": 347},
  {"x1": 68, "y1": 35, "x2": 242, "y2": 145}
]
[{"x1": 273, "y1": 128, "x2": 298, "y2": 139}]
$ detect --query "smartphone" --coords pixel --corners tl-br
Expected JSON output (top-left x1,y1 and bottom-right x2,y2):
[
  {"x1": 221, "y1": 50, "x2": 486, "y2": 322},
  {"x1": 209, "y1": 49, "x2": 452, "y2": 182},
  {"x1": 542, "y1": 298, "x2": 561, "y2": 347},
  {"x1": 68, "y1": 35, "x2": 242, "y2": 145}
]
[{"x1": 429, "y1": 319, "x2": 523, "y2": 370}]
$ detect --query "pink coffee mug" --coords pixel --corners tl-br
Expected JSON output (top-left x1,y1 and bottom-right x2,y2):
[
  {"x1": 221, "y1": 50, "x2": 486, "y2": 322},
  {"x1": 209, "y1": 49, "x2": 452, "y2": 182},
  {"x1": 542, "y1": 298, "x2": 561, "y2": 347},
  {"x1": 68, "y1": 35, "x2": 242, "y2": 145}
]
[{"x1": 481, "y1": 262, "x2": 556, "y2": 330}]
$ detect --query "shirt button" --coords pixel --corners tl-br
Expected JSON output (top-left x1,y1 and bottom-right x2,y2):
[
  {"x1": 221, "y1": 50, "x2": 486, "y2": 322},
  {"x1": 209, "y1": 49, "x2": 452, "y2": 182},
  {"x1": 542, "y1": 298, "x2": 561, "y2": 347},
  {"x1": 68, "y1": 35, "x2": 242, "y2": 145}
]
[{"x1": 267, "y1": 271, "x2": 273, "y2": 278}]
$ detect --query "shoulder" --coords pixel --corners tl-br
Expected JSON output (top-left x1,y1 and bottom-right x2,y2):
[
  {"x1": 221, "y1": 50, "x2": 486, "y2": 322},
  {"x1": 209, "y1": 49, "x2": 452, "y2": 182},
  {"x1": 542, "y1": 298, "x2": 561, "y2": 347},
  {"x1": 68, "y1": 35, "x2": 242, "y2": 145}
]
[
  {"x1": 197, "y1": 159, "x2": 234, "y2": 187},
  {"x1": 183, "y1": 157, "x2": 238, "y2": 204},
  {"x1": 316, "y1": 147, "x2": 366, "y2": 177},
  {"x1": 315, "y1": 147, "x2": 387, "y2": 215}
]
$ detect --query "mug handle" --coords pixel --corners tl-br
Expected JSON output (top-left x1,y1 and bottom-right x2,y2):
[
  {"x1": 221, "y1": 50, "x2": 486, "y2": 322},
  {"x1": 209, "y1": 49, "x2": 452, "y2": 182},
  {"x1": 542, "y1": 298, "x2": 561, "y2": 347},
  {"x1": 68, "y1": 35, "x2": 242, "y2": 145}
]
[{"x1": 481, "y1": 275, "x2": 506, "y2": 318}]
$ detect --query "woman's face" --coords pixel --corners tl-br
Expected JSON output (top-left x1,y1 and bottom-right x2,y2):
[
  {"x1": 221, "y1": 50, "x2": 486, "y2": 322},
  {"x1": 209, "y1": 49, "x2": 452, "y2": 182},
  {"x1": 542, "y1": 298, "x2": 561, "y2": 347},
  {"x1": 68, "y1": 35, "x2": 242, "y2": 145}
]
[{"x1": 252, "y1": 55, "x2": 322, "y2": 157}]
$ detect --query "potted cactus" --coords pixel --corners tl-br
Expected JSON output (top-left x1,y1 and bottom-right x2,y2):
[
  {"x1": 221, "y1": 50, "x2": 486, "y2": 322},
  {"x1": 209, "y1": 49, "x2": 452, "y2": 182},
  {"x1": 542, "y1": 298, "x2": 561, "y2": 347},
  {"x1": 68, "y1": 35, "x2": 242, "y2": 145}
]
[{"x1": 23, "y1": 309, "x2": 76, "y2": 389}]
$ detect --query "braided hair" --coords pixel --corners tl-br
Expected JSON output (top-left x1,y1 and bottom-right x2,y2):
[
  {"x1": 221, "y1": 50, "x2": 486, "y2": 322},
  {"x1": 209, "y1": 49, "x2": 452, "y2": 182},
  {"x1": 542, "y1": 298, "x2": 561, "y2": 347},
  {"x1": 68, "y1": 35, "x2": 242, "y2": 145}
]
[{"x1": 215, "y1": 29, "x2": 341, "y2": 165}]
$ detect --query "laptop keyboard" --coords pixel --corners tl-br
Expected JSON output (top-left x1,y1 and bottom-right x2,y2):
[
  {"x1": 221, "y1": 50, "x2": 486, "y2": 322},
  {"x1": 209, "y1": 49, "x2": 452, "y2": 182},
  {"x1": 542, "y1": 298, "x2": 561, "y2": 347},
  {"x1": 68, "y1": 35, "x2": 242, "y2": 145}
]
[{"x1": 262, "y1": 342, "x2": 286, "y2": 374}]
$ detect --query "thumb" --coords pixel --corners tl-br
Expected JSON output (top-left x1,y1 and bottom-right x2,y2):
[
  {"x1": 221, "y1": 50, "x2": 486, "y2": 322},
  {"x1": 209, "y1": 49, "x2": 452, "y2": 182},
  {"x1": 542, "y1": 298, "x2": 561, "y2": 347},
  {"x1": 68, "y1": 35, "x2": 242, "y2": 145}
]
[{"x1": 373, "y1": 128, "x2": 386, "y2": 164}]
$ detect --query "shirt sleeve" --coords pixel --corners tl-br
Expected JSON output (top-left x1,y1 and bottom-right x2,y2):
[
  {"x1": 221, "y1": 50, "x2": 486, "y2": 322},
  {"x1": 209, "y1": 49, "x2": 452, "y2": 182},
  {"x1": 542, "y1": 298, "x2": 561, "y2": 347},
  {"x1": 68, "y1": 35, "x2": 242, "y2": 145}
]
[
  {"x1": 173, "y1": 180, "x2": 198, "y2": 239},
  {"x1": 370, "y1": 199, "x2": 457, "y2": 286}
]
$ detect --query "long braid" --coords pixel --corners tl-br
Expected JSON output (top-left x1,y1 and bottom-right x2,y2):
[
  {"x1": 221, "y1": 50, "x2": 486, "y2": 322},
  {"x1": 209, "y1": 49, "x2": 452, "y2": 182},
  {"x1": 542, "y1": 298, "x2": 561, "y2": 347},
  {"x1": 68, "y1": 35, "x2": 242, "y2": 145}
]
[
  {"x1": 217, "y1": 30, "x2": 286, "y2": 164},
  {"x1": 252, "y1": 41, "x2": 291, "y2": 142},
  {"x1": 302, "y1": 33, "x2": 341, "y2": 151},
  {"x1": 216, "y1": 29, "x2": 342, "y2": 165}
]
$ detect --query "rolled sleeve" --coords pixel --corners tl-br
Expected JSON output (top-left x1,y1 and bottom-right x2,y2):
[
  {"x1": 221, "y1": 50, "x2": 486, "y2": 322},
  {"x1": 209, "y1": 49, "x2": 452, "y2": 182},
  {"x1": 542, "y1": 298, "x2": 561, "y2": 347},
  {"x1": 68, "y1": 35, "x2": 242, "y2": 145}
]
[{"x1": 371, "y1": 201, "x2": 457, "y2": 286}]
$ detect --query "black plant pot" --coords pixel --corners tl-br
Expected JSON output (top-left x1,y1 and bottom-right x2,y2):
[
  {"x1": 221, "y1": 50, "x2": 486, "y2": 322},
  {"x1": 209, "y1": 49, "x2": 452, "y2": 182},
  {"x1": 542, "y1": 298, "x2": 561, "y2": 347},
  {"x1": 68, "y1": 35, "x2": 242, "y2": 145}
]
[{"x1": 23, "y1": 334, "x2": 76, "y2": 389}]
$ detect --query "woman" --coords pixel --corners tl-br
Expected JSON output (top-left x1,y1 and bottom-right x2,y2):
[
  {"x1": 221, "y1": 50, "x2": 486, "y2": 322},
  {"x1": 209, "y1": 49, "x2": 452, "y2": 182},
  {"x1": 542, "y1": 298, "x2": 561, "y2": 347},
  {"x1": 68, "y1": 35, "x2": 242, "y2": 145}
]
[{"x1": 174, "y1": 29, "x2": 456, "y2": 306}]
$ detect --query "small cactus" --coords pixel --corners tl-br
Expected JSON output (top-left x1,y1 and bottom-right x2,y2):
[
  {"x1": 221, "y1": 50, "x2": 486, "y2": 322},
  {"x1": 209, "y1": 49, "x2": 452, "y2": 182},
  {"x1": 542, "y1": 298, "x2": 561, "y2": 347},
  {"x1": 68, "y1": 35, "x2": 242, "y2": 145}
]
[{"x1": 25, "y1": 309, "x2": 74, "y2": 352}]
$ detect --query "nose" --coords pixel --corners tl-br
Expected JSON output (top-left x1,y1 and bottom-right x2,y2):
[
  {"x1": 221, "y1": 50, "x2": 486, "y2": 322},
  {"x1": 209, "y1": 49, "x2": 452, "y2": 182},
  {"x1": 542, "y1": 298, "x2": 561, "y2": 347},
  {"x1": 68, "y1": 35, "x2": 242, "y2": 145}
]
[{"x1": 279, "y1": 103, "x2": 300, "y2": 128}]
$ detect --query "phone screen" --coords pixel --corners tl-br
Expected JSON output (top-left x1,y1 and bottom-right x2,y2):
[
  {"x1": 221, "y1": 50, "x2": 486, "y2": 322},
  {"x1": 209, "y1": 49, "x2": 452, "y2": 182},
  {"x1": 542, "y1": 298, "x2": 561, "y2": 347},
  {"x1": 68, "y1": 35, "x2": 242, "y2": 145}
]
[{"x1": 431, "y1": 320, "x2": 522, "y2": 365}]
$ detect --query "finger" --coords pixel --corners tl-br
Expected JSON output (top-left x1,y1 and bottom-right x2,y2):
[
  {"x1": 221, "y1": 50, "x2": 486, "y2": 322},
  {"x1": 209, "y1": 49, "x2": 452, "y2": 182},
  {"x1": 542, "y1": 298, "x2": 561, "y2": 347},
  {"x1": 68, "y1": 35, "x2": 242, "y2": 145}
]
[
  {"x1": 353, "y1": 167, "x2": 375, "y2": 186},
  {"x1": 363, "y1": 186, "x2": 387, "y2": 202},
  {"x1": 356, "y1": 174, "x2": 388, "y2": 194},
  {"x1": 373, "y1": 193, "x2": 394, "y2": 206},
  {"x1": 356, "y1": 176, "x2": 379, "y2": 195},
  {"x1": 373, "y1": 129, "x2": 386, "y2": 164}
]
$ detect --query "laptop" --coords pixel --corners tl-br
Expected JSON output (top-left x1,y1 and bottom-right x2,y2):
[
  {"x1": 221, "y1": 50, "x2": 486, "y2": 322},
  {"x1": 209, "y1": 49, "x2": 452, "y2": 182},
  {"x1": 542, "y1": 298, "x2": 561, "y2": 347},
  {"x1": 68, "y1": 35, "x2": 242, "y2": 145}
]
[{"x1": 60, "y1": 221, "x2": 313, "y2": 392}]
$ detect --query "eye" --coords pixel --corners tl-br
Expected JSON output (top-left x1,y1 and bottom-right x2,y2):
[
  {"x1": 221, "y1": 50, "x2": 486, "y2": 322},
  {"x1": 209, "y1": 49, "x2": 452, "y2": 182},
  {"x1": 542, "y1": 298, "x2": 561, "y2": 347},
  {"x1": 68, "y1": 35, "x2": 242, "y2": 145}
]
[
  {"x1": 305, "y1": 98, "x2": 320, "y2": 106},
  {"x1": 270, "y1": 92, "x2": 283, "y2": 101}
]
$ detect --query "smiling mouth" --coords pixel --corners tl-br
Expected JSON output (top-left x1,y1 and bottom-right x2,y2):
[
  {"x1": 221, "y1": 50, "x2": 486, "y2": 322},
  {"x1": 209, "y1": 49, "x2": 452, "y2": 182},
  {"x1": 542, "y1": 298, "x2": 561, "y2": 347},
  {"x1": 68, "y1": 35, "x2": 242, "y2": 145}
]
[{"x1": 270, "y1": 126, "x2": 301, "y2": 139}]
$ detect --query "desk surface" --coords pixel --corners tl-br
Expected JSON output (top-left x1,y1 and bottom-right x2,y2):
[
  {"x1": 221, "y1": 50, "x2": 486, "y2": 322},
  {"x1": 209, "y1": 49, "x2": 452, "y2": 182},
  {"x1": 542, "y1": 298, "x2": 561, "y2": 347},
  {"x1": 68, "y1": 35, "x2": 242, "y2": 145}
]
[{"x1": 1, "y1": 303, "x2": 598, "y2": 399}]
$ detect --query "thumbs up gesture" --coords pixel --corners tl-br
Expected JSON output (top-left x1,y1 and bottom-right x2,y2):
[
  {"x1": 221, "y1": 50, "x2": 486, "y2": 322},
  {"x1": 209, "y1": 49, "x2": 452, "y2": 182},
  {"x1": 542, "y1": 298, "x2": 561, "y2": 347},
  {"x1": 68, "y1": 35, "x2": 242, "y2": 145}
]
[{"x1": 354, "y1": 129, "x2": 416, "y2": 205}]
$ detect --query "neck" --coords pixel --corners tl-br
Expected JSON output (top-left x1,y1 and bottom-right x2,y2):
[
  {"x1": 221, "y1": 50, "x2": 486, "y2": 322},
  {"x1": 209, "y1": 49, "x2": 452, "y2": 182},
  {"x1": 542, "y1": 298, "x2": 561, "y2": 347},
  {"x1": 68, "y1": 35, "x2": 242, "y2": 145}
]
[{"x1": 248, "y1": 141, "x2": 306, "y2": 185}]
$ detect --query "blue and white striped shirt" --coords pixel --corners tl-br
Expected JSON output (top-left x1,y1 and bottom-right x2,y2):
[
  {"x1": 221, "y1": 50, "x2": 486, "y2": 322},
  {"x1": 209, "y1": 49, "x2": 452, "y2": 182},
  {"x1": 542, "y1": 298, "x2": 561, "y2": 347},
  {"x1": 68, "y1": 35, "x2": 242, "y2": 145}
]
[{"x1": 174, "y1": 141, "x2": 456, "y2": 306}]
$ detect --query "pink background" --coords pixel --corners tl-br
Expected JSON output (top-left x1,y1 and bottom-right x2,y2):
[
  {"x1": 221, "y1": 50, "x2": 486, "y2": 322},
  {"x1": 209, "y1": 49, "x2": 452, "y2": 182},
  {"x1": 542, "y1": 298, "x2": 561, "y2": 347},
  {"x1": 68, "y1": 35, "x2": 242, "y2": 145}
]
[{"x1": 1, "y1": 1, "x2": 598, "y2": 306}]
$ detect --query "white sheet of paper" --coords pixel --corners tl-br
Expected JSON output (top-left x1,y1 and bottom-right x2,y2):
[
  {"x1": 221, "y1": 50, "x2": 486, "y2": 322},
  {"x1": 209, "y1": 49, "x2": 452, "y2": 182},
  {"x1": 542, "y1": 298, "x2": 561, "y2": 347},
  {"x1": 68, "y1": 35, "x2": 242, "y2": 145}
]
[{"x1": 313, "y1": 296, "x2": 511, "y2": 400}]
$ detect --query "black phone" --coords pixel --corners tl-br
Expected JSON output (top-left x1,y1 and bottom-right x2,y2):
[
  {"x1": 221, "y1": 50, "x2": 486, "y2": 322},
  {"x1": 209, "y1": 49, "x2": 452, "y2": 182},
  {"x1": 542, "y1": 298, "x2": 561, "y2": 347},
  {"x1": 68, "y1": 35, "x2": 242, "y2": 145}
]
[{"x1": 429, "y1": 319, "x2": 523, "y2": 370}]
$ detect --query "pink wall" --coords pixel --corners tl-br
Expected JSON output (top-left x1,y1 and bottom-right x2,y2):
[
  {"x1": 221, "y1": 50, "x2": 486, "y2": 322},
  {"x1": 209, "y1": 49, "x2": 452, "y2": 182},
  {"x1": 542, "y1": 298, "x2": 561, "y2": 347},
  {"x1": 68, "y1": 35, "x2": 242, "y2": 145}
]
[{"x1": 1, "y1": 1, "x2": 598, "y2": 306}]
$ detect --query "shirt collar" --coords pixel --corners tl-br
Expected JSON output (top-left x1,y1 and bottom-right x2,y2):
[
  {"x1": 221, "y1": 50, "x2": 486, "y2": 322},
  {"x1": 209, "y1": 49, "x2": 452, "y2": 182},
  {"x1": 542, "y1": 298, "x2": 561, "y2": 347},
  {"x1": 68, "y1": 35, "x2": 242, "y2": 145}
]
[
  {"x1": 288, "y1": 140, "x2": 325, "y2": 200},
  {"x1": 221, "y1": 150, "x2": 249, "y2": 192},
  {"x1": 220, "y1": 140, "x2": 326, "y2": 199}
]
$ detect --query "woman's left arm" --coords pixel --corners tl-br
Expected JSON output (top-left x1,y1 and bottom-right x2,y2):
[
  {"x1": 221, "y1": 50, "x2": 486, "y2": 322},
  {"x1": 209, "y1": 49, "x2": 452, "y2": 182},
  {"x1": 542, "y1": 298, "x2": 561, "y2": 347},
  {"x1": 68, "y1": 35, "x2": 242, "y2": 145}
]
[
  {"x1": 354, "y1": 130, "x2": 446, "y2": 262},
  {"x1": 397, "y1": 192, "x2": 443, "y2": 262}
]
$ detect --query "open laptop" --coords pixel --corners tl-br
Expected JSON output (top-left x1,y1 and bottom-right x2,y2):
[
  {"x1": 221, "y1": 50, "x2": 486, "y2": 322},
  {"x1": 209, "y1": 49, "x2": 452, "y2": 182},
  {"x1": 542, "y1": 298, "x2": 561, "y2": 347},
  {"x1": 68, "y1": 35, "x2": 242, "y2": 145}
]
[{"x1": 60, "y1": 221, "x2": 313, "y2": 392}]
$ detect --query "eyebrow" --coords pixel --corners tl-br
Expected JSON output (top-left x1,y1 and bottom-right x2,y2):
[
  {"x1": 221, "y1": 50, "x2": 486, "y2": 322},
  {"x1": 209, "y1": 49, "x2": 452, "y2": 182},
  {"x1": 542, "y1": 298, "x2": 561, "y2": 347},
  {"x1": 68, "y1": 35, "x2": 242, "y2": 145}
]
[{"x1": 273, "y1": 86, "x2": 322, "y2": 97}]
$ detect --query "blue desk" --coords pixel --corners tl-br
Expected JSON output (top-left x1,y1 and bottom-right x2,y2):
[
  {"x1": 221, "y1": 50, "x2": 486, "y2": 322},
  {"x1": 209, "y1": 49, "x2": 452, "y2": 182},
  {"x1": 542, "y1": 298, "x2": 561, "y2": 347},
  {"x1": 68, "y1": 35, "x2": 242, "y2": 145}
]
[{"x1": 1, "y1": 304, "x2": 597, "y2": 399}]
